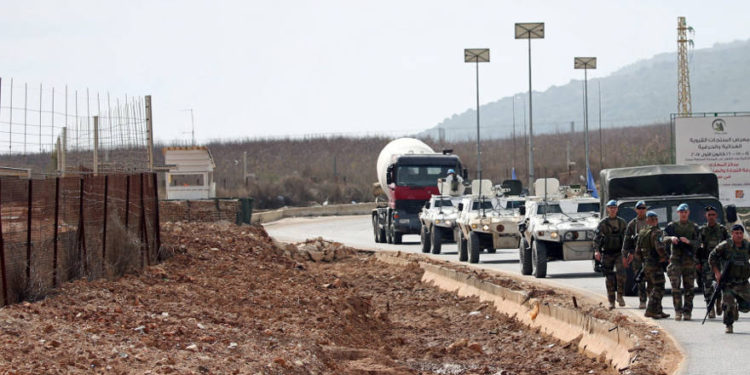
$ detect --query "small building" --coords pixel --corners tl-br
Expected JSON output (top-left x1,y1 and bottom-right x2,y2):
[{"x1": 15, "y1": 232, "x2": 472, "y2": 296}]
[{"x1": 163, "y1": 146, "x2": 216, "y2": 200}]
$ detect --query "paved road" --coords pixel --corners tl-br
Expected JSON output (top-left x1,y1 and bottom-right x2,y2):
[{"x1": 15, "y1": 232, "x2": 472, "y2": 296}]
[{"x1": 266, "y1": 215, "x2": 750, "y2": 375}]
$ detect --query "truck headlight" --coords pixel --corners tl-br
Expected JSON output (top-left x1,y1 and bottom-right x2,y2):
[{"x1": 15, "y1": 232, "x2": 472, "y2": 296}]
[
  {"x1": 550, "y1": 232, "x2": 559, "y2": 239},
  {"x1": 471, "y1": 224, "x2": 478, "y2": 229},
  {"x1": 435, "y1": 219, "x2": 441, "y2": 224},
  {"x1": 482, "y1": 225, "x2": 490, "y2": 231},
  {"x1": 444, "y1": 220, "x2": 452, "y2": 226},
  {"x1": 564, "y1": 231, "x2": 574, "y2": 240},
  {"x1": 586, "y1": 231, "x2": 595, "y2": 240}
]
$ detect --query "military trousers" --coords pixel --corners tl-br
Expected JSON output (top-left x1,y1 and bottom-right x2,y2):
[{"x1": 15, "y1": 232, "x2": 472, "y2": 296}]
[
  {"x1": 644, "y1": 263, "x2": 666, "y2": 314},
  {"x1": 667, "y1": 258, "x2": 696, "y2": 315},
  {"x1": 631, "y1": 257, "x2": 649, "y2": 303},
  {"x1": 601, "y1": 252, "x2": 625, "y2": 301},
  {"x1": 722, "y1": 281, "x2": 750, "y2": 327}
]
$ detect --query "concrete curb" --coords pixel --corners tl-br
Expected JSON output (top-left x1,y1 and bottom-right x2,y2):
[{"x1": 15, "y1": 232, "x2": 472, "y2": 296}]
[
  {"x1": 375, "y1": 252, "x2": 638, "y2": 371},
  {"x1": 251, "y1": 203, "x2": 376, "y2": 224}
]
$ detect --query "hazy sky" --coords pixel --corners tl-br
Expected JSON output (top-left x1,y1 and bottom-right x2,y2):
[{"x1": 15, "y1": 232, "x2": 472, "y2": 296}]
[{"x1": 1, "y1": 0, "x2": 748, "y2": 143}]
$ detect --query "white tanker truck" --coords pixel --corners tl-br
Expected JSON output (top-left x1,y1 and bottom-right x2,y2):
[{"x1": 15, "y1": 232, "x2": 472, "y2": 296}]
[{"x1": 372, "y1": 138, "x2": 466, "y2": 244}]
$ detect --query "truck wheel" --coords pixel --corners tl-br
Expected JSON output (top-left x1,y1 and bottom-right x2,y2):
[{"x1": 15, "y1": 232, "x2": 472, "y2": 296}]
[
  {"x1": 458, "y1": 232, "x2": 468, "y2": 262},
  {"x1": 431, "y1": 226, "x2": 442, "y2": 254},
  {"x1": 469, "y1": 232, "x2": 481, "y2": 264},
  {"x1": 420, "y1": 226, "x2": 431, "y2": 253},
  {"x1": 373, "y1": 216, "x2": 385, "y2": 243},
  {"x1": 386, "y1": 225, "x2": 393, "y2": 244},
  {"x1": 393, "y1": 231, "x2": 403, "y2": 244},
  {"x1": 520, "y1": 239, "x2": 532, "y2": 275},
  {"x1": 532, "y1": 241, "x2": 548, "y2": 278}
]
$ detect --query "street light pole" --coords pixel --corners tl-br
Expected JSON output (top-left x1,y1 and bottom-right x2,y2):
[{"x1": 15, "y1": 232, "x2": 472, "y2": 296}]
[
  {"x1": 515, "y1": 22, "x2": 544, "y2": 194},
  {"x1": 464, "y1": 48, "x2": 490, "y2": 215},
  {"x1": 574, "y1": 57, "x2": 597, "y2": 186}
]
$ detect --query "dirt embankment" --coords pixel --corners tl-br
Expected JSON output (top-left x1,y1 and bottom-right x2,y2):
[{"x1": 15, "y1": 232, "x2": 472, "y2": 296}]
[{"x1": 0, "y1": 222, "x2": 656, "y2": 374}]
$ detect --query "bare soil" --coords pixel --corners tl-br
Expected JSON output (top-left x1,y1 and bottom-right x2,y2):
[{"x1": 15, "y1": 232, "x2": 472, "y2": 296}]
[{"x1": 0, "y1": 222, "x2": 662, "y2": 374}]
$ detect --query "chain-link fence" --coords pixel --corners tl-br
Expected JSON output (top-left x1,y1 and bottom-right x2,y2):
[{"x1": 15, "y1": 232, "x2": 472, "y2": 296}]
[{"x1": 0, "y1": 172, "x2": 160, "y2": 306}]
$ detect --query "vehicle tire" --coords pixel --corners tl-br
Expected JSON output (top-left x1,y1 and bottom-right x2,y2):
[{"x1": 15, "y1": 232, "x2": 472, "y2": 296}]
[
  {"x1": 458, "y1": 232, "x2": 468, "y2": 262},
  {"x1": 431, "y1": 226, "x2": 442, "y2": 254},
  {"x1": 520, "y1": 238, "x2": 532, "y2": 275},
  {"x1": 373, "y1": 216, "x2": 385, "y2": 243},
  {"x1": 532, "y1": 240, "x2": 547, "y2": 278},
  {"x1": 469, "y1": 232, "x2": 481, "y2": 264},
  {"x1": 487, "y1": 248, "x2": 497, "y2": 254},
  {"x1": 420, "y1": 226, "x2": 431, "y2": 253},
  {"x1": 393, "y1": 231, "x2": 403, "y2": 244},
  {"x1": 386, "y1": 224, "x2": 393, "y2": 244}
]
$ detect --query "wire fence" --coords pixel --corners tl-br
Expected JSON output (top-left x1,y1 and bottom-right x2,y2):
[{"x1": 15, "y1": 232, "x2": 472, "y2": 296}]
[
  {"x1": 0, "y1": 78, "x2": 152, "y2": 174},
  {"x1": 0, "y1": 172, "x2": 161, "y2": 306}
]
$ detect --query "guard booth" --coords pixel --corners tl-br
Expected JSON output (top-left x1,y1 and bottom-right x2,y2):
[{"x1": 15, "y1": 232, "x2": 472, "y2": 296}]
[{"x1": 163, "y1": 146, "x2": 216, "y2": 200}]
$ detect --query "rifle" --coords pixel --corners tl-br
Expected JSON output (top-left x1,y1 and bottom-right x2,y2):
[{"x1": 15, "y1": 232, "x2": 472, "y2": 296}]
[
  {"x1": 631, "y1": 266, "x2": 644, "y2": 294},
  {"x1": 703, "y1": 261, "x2": 732, "y2": 325}
]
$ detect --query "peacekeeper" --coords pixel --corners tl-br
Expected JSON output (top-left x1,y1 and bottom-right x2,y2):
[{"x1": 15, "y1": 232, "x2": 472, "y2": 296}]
[
  {"x1": 698, "y1": 205, "x2": 729, "y2": 319},
  {"x1": 708, "y1": 224, "x2": 750, "y2": 334},
  {"x1": 663, "y1": 203, "x2": 700, "y2": 321},
  {"x1": 594, "y1": 200, "x2": 628, "y2": 309},
  {"x1": 635, "y1": 210, "x2": 670, "y2": 319},
  {"x1": 622, "y1": 200, "x2": 649, "y2": 309}
]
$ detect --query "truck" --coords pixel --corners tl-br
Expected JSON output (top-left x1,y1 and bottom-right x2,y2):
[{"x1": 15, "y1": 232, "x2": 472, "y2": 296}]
[
  {"x1": 517, "y1": 178, "x2": 601, "y2": 278},
  {"x1": 372, "y1": 138, "x2": 465, "y2": 244},
  {"x1": 599, "y1": 164, "x2": 748, "y2": 294}
]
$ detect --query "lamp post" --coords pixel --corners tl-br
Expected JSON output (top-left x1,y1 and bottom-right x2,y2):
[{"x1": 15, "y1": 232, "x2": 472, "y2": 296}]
[
  {"x1": 515, "y1": 22, "x2": 544, "y2": 194},
  {"x1": 574, "y1": 57, "x2": 596, "y2": 182},
  {"x1": 464, "y1": 48, "x2": 490, "y2": 214}
]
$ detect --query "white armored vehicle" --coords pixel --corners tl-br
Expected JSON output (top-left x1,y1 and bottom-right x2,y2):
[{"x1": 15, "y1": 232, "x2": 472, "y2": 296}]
[
  {"x1": 518, "y1": 178, "x2": 601, "y2": 278},
  {"x1": 455, "y1": 180, "x2": 523, "y2": 264},
  {"x1": 419, "y1": 194, "x2": 461, "y2": 254}
]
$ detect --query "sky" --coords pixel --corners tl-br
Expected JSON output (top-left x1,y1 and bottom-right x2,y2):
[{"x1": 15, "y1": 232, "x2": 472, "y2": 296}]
[{"x1": 1, "y1": 0, "x2": 749, "y2": 144}]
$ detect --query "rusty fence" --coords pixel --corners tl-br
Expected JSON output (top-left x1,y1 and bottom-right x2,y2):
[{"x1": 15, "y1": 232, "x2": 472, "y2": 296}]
[{"x1": 0, "y1": 172, "x2": 161, "y2": 306}]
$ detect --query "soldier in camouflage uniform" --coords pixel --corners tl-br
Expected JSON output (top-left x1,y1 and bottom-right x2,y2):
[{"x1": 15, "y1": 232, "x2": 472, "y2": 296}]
[
  {"x1": 622, "y1": 200, "x2": 649, "y2": 309},
  {"x1": 708, "y1": 224, "x2": 750, "y2": 333},
  {"x1": 594, "y1": 200, "x2": 628, "y2": 309},
  {"x1": 636, "y1": 211, "x2": 670, "y2": 319},
  {"x1": 663, "y1": 203, "x2": 700, "y2": 321},
  {"x1": 698, "y1": 205, "x2": 729, "y2": 319}
]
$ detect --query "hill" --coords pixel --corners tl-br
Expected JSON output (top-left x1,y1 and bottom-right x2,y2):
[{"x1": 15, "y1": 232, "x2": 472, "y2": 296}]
[{"x1": 422, "y1": 39, "x2": 750, "y2": 141}]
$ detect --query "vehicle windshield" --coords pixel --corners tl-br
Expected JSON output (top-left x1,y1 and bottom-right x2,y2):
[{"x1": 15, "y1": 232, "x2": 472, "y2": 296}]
[
  {"x1": 576, "y1": 203, "x2": 600, "y2": 213},
  {"x1": 434, "y1": 199, "x2": 454, "y2": 208},
  {"x1": 617, "y1": 199, "x2": 725, "y2": 227},
  {"x1": 471, "y1": 200, "x2": 494, "y2": 210},
  {"x1": 537, "y1": 203, "x2": 562, "y2": 215},
  {"x1": 503, "y1": 200, "x2": 524, "y2": 209},
  {"x1": 396, "y1": 165, "x2": 455, "y2": 187}
]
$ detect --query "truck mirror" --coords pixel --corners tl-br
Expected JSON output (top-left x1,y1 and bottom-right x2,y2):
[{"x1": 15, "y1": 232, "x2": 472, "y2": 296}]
[
  {"x1": 425, "y1": 202, "x2": 431, "y2": 209},
  {"x1": 462, "y1": 168, "x2": 468, "y2": 180},
  {"x1": 386, "y1": 165, "x2": 394, "y2": 184},
  {"x1": 519, "y1": 205, "x2": 526, "y2": 216},
  {"x1": 725, "y1": 204, "x2": 738, "y2": 223},
  {"x1": 458, "y1": 203, "x2": 464, "y2": 211}
]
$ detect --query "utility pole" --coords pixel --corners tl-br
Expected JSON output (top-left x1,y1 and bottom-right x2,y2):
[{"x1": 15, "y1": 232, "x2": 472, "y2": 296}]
[
  {"x1": 515, "y1": 22, "x2": 544, "y2": 194},
  {"x1": 677, "y1": 16, "x2": 693, "y2": 116},
  {"x1": 464, "y1": 48, "x2": 490, "y2": 215}
]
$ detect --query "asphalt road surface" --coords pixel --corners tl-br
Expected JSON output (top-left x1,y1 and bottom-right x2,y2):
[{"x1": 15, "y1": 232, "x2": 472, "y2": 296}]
[{"x1": 266, "y1": 215, "x2": 750, "y2": 375}]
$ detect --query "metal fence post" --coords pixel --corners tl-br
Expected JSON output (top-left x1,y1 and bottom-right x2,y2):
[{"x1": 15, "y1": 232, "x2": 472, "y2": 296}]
[
  {"x1": 101, "y1": 175, "x2": 108, "y2": 271},
  {"x1": 152, "y1": 172, "x2": 162, "y2": 259},
  {"x1": 0, "y1": 180, "x2": 8, "y2": 305},
  {"x1": 53, "y1": 177, "x2": 60, "y2": 287},
  {"x1": 26, "y1": 179, "x2": 32, "y2": 283},
  {"x1": 77, "y1": 177, "x2": 87, "y2": 275},
  {"x1": 139, "y1": 173, "x2": 150, "y2": 266},
  {"x1": 125, "y1": 175, "x2": 130, "y2": 231}
]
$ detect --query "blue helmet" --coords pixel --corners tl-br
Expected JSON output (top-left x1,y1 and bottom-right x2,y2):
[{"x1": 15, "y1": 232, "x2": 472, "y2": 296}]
[
  {"x1": 677, "y1": 203, "x2": 690, "y2": 212},
  {"x1": 635, "y1": 200, "x2": 647, "y2": 209},
  {"x1": 447, "y1": 169, "x2": 456, "y2": 175},
  {"x1": 606, "y1": 200, "x2": 617, "y2": 207},
  {"x1": 646, "y1": 211, "x2": 658, "y2": 218}
]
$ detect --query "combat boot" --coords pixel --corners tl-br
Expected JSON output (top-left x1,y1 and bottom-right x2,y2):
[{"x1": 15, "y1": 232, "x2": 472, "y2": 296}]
[
  {"x1": 617, "y1": 294, "x2": 626, "y2": 307},
  {"x1": 674, "y1": 312, "x2": 682, "y2": 321},
  {"x1": 683, "y1": 313, "x2": 691, "y2": 321},
  {"x1": 726, "y1": 325, "x2": 733, "y2": 334},
  {"x1": 644, "y1": 310, "x2": 655, "y2": 318},
  {"x1": 716, "y1": 303, "x2": 723, "y2": 316},
  {"x1": 657, "y1": 312, "x2": 670, "y2": 319},
  {"x1": 709, "y1": 309, "x2": 716, "y2": 319},
  {"x1": 638, "y1": 301, "x2": 646, "y2": 309},
  {"x1": 608, "y1": 301, "x2": 615, "y2": 310}
]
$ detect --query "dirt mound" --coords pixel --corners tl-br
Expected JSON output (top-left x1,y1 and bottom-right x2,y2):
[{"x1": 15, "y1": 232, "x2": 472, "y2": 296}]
[{"x1": 0, "y1": 222, "x2": 619, "y2": 374}]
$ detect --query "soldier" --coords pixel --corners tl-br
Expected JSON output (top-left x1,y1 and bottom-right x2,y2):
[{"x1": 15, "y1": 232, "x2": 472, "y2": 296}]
[
  {"x1": 663, "y1": 203, "x2": 700, "y2": 321},
  {"x1": 623, "y1": 200, "x2": 649, "y2": 309},
  {"x1": 708, "y1": 224, "x2": 750, "y2": 333},
  {"x1": 594, "y1": 200, "x2": 628, "y2": 309},
  {"x1": 636, "y1": 211, "x2": 670, "y2": 319},
  {"x1": 698, "y1": 205, "x2": 729, "y2": 319}
]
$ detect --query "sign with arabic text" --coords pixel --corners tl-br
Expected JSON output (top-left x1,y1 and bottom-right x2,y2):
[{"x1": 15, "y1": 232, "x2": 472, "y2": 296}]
[{"x1": 675, "y1": 115, "x2": 750, "y2": 207}]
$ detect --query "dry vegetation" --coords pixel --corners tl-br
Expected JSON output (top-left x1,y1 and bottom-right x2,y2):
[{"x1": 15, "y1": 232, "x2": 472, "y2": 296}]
[{"x1": 0, "y1": 123, "x2": 671, "y2": 209}]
